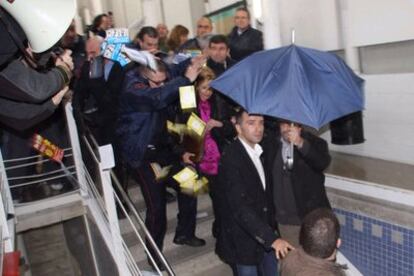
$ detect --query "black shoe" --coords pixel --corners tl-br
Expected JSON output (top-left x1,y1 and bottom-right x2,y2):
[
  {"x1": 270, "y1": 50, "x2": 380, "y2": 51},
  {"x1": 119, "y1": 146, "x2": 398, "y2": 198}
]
[{"x1": 173, "y1": 236, "x2": 206, "y2": 247}]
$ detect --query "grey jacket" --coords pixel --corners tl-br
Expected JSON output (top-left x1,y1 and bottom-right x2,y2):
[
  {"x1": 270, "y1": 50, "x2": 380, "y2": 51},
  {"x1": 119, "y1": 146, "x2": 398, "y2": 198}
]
[
  {"x1": 0, "y1": 59, "x2": 64, "y2": 103},
  {"x1": 0, "y1": 59, "x2": 64, "y2": 130}
]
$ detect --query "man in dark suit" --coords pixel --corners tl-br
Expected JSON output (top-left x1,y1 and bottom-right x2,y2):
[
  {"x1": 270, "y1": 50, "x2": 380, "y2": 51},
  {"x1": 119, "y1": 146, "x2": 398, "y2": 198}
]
[
  {"x1": 228, "y1": 7, "x2": 263, "y2": 62},
  {"x1": 216, "y1": 109, "x2": 293, "y2": 276},
  {"x1": 262, "y1": 120, "x2": 332, "y2": 248}
]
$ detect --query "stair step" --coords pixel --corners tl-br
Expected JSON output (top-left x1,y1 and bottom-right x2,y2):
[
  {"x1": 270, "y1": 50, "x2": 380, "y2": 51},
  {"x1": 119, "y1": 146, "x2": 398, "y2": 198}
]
[
  {"x1": 130, "y1": 214, "x2": 214, "y2": 264},
  {"x1": 119, "y1": 192, "x2": 213, "y2": 235},
  {"x1": 121, "y1": 181, "x2": 228, "y2": 276},
  {"x1": 122, "y1": 205, "x2": 213, "y2": 248},
  {"x1": 173, "y1": 250, "x2": 232, "y2": 276}
]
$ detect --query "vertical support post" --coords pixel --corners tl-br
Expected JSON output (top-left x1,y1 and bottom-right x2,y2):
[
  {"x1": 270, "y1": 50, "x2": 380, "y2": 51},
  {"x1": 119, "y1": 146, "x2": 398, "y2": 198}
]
[
  {"x1": 262, "y1": 0, "x2": 283, "y2": 49},
  {"x1": 89, "y1": 0, "x2": 104, "y2": 17},
  {"x1": 64, "y1": 103, "x2": 88, "y2": 197},
  {"x1": 98, "y1": 145, "x2": 130, "y2": 276},
  {"x1": 0, "y1": 150, "x2": 14, "y2": 253},
  {"x1": 337, "y1": 0, "x2": 360, "y2": 72}
]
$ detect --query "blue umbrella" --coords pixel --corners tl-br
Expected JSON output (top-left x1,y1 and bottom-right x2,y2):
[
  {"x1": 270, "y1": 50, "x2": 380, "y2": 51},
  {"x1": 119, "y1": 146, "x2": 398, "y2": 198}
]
[{"x1": 210, "y1": 44, "x2": 364, "y2": 129}]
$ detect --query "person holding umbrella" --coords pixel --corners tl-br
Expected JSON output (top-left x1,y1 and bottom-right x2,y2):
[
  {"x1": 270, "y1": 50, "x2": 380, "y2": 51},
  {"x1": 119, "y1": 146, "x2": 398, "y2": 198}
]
[{"x1": 262, "y1": 120, "x2": 332, "y2": 248}]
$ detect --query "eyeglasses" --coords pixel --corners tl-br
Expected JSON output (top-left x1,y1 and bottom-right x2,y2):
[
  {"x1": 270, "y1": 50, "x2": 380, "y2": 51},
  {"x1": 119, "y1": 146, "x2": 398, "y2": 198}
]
[
  {"x1": 144, "y1": 75, "x2": 166, "y2": 87},
  {"x1": 197, "y1": 25, "x2": 210, "y2": 29}
]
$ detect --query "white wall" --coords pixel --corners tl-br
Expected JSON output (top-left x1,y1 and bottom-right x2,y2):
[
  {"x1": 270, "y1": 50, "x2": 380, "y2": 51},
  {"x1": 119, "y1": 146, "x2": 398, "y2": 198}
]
[
  {"x1": 163, "y1": 0, "x2": 194, "y2": 37},
  {"x1": 321, "y1": 73, "x2": 414, "y2": 165},
  {"x1": 346, "y1": 0, "x2": 414, "y2": 46},
  {"x1": 142, "y1": 0, "x2": 163, "y2": 27},
  {"x1": 277, "y1": 0, "x2": 341, "y2": 50}
]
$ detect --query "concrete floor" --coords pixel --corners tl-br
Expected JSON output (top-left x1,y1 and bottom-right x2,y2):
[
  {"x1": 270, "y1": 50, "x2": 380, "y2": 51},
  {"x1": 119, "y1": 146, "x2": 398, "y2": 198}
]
[{"x1": 327, "y1": 151, "x2": 414, "y2": 191}]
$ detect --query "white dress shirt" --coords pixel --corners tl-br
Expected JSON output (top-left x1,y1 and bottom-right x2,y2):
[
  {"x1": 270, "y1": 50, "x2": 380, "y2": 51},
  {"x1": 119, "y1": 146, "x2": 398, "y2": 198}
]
[{"x1": 238, "y1": 137, "x2": 266, "y2": 190}]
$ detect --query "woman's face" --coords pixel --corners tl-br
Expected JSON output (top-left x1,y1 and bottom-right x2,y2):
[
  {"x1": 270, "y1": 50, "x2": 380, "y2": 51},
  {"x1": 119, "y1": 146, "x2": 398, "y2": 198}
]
[
  {"x1": 197, "y1": 80, "x2": 213, "y2": 101},
  {"x1": 179, "y1": 34, "x2": 188, "y2": 46}
]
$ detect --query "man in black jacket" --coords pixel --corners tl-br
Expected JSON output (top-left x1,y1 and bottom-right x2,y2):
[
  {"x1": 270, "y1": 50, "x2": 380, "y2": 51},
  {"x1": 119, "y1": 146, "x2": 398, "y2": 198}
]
[
  {"x1": 228, "y1": 7, "x2": 263, "y2": 62},
  {"x1": 217, "y1": 109, "x2": 293, "y2": 276},
  {"x1": 262, "y1": 120, "x2": 332, "y2": 248},
  {"x1": 207, "y1": 35, "x2": 236, "y2": 77}
]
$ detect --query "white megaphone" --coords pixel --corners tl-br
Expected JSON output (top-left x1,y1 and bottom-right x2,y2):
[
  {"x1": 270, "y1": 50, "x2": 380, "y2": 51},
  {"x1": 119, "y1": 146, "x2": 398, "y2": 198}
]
[{"x1": 0, "y1": 0, "x2": 76, "y2": 53}]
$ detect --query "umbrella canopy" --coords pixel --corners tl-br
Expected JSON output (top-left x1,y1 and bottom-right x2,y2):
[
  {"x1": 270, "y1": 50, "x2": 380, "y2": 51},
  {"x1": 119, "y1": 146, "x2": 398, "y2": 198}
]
[{"x1": 210, "y1": 44, "x2": 364, "y2": 129}]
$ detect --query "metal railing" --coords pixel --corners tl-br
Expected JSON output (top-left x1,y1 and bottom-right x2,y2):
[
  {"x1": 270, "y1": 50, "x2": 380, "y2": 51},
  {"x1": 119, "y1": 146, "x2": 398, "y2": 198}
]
[
  {"x1": 1, "y1": 102, "x2": 176, "y2": 275},
  {"x1": 65, "y1": 103, "x2": 176, "y2": 275},
  {"x1": 0, "y1": 149, "x2": 15, "y2": 274}
]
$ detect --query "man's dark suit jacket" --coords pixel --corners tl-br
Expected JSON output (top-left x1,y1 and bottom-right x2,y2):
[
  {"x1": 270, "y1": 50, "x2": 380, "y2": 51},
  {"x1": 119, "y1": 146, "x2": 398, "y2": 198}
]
[
  {"x1": 216, "y1": 138, "x2": 279, "y2": 265},
  {"x1": 262, "y1": 130, "x2": 332, "y2": 220}
]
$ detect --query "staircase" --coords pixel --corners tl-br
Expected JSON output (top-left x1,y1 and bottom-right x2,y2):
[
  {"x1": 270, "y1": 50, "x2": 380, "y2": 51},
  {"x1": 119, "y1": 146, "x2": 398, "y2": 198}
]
[{"x1": 120, "y1": 183, "x2": 233, "y2": 276}]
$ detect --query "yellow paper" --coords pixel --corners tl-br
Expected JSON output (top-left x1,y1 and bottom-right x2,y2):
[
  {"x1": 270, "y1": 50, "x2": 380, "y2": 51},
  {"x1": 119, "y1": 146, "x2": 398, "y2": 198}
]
[
  {"x1": 186, "y1": 113, "x2": 206, "y2": 137},
  {"x1": 173, "y1": 166, "x2": 198, "y2": 184},
  {"x1": 150, "y1": 162, "x2": 172, "y2": 182},
  {"x1": 180, "y1": 176, "x2": 209, "y2": 196},
  {"x1": 166, "y1": 120, "x2": 187, "y2": 136},
  {"x1": 179, "y1": 85, "x2": 197, "y2": 110}
]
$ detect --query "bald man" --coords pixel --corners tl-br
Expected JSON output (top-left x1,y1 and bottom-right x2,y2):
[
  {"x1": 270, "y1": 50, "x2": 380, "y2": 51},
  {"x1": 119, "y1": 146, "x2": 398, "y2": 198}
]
[{"x1": 156, "y1": 23, "x2": 169, "y2": 52}]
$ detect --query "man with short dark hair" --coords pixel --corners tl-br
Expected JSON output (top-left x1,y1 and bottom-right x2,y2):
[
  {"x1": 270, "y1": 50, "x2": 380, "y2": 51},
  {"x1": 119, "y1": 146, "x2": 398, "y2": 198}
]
[
  {"x1": 206, "y1": 34, "x2": 237, "y2": 147},
  {"x1": 228, "y1": 7, "x2": 263, "y2": 61},
  {"x1": 207, "y1": 34, "x2": 236, "y2": 77},
  {"x1": 134, "y1": 26, "x2": 159, "y2": 54},
  {"x1": 216, "y1": 109, "x2": 293, "y2": 276},
  {"x1": 281, "y1": 208, "x2": 346, "y2": 276}
]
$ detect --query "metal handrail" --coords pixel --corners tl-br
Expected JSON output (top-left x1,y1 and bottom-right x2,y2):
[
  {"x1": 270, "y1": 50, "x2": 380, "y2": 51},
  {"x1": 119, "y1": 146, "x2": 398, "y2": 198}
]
[
  {"x1": 111, "y1": 170, "x2": 176, "y2": 276},
  {"x1": 86, "y1": 133, "x2": 176, "y2": 275},
  {"x1": 0, "y1": 150, "x2": 15, "y2": 258}
]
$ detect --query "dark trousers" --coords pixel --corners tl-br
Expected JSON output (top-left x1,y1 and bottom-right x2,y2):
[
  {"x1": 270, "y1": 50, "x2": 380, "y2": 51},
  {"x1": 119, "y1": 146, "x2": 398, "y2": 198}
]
[
  {"x1": 134, "y1": 162, "x2": 197, "y2": 260},
  {"x1": 206, "y1": 174, "x2": 221, "y2": 237},
  {"x1": 230, "y1": 251, "x2": 279, "y2": 276}
]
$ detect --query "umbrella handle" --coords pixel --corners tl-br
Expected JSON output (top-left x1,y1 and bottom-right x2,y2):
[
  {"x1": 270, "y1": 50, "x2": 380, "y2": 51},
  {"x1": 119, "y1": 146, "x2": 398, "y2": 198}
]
[
  {"x1": 286, "y1": 123, "x2": 295, "y2": 170},
  {"x1": 286, "y1": 141, "x2": 294, "y2": 170}
]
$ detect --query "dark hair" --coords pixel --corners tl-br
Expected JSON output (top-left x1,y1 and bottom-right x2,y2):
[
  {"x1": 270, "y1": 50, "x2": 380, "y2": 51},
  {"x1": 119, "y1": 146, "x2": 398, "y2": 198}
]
[
  {"x1": 167, "y1": 25, "x2": 189, "y2": 52},
  {"x1": 209, "y1": 35, "x2": 229, "y2": 48},
  {"x1": 139, "y1": 59, "x2": 168, "y2": 75},
  {"x1": 236, "y1": 7, "x2": 251, "y2": 19},
  {"x1": 235, "y1": 107, "x2": 247, "y2": 125},
  {"x1": 136, "y1": 26, "x2": 159, "y2": 41},
  {"x1": 91, "y1": 14, "x2": 108, "y2": 33},
  {"x1": 300, "y1": 208, "x2": 340, "y2": 259}
]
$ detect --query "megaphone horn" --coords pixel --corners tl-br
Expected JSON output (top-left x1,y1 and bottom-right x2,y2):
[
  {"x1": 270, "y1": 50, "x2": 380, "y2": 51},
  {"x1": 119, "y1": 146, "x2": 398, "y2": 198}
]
[{"x1": 0, "y1": 0, "x2": 76, "y2": 53}]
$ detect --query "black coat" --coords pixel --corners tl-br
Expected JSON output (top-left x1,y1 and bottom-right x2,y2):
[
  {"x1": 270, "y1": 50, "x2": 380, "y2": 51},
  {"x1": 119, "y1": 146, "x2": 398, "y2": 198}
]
[
  {"x1": 207, "y1": 57, "x2": 237, "y2": 77},
  {"x1": 216, "y1": 139, "x2": 279, "y2": 265},
  {"x1": 228, "y1": 26, "x2": 264, "y2": 61},
  {"x1": 72, "y1": 58, "x2": 124, "y2": 145},
  {"x1": 262, "y1": 130, "x2": 332, "y2": 219}
]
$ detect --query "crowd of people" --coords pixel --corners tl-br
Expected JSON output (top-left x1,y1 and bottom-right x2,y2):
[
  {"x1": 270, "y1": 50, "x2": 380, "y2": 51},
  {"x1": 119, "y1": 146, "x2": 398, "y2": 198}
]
[{"x1": 0, "y1": 4, "x2": 345, "y2": 276}]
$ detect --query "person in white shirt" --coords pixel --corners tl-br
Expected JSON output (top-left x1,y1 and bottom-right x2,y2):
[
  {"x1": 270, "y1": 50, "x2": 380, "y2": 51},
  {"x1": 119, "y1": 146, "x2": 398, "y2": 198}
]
[{"x1": 216, "y1": 109, "x2": 293, "y2": 276}]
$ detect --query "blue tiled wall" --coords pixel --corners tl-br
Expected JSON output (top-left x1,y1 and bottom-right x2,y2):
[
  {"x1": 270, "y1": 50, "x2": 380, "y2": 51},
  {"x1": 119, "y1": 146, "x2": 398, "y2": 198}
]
[{"x1": 335, "y1": 209, "x2": 414, "y2": 276}]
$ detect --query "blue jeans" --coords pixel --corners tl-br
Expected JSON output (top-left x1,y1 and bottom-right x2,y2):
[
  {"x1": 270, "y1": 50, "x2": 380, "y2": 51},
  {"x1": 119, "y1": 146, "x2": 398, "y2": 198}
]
[{"x1": 233, "y1": 251, "x2": 278, "y2": 276}]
